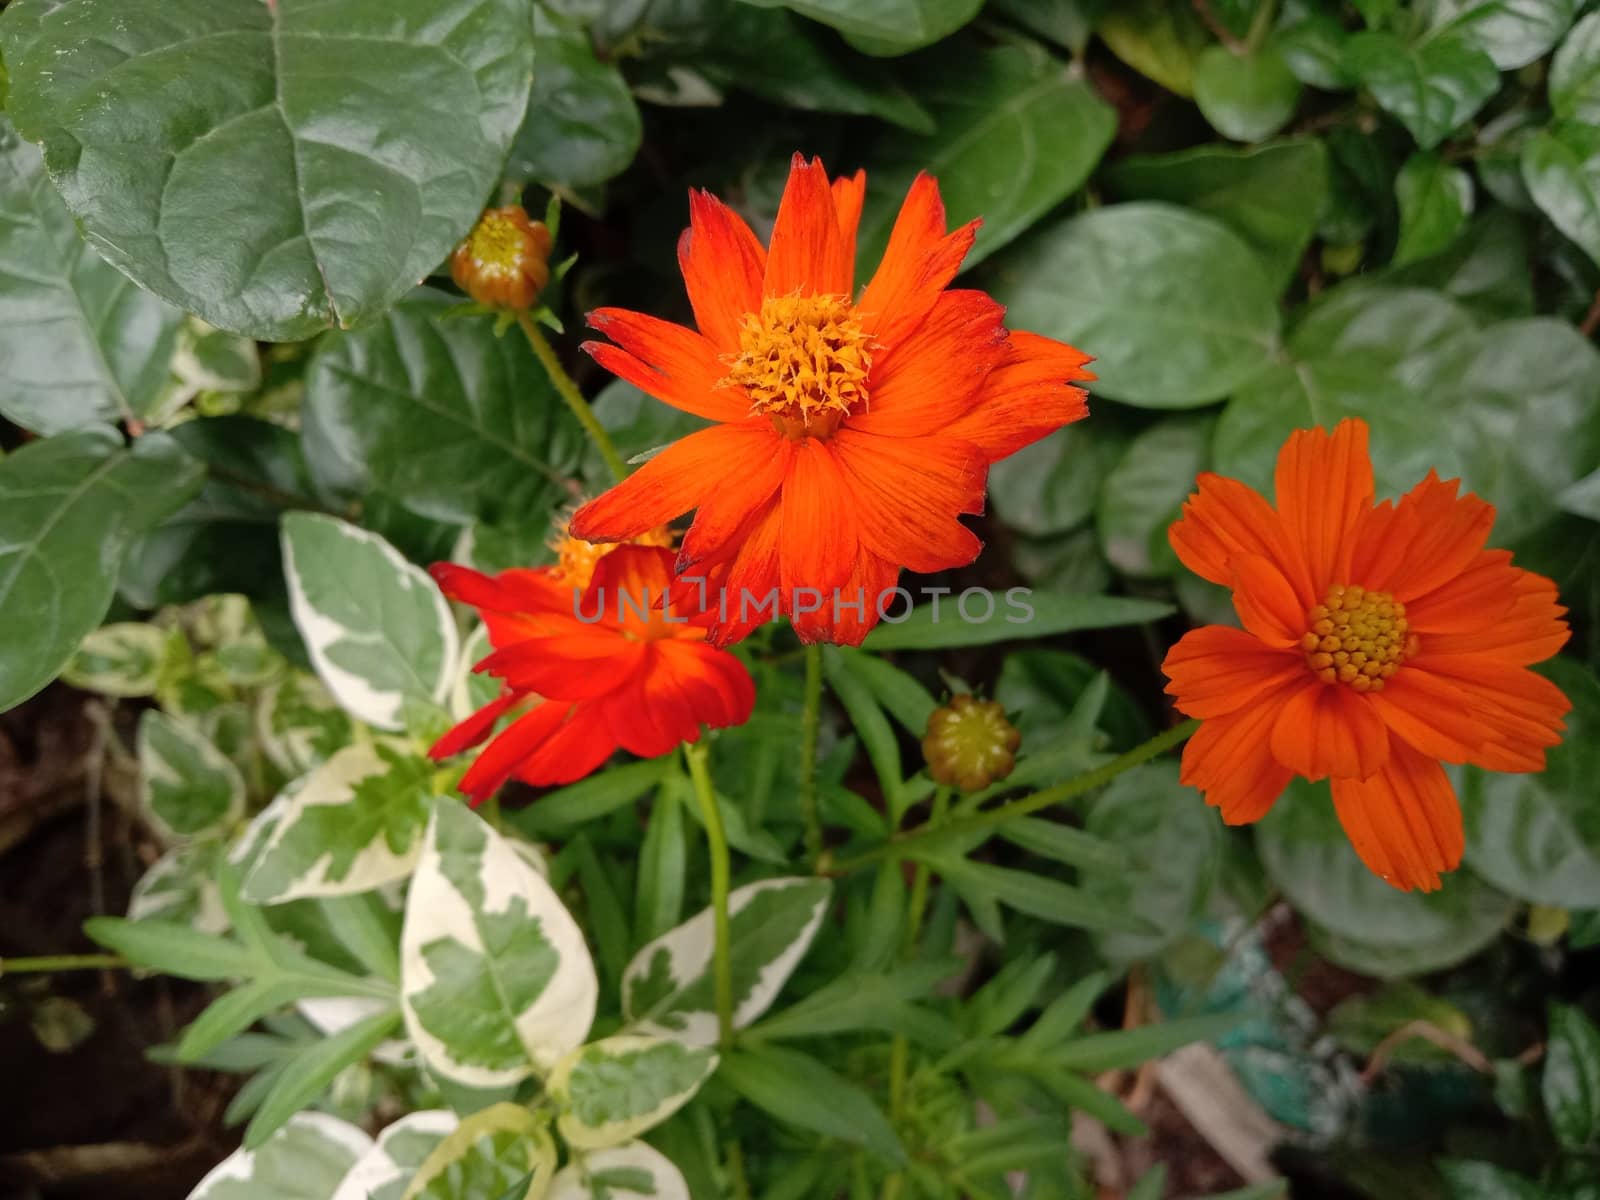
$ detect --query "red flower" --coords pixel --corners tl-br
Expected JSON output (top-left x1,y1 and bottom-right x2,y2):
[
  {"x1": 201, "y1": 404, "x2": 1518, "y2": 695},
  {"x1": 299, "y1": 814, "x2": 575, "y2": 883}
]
[{"x1": 429, "y1": 545, "x2": 755, "y2": 802}]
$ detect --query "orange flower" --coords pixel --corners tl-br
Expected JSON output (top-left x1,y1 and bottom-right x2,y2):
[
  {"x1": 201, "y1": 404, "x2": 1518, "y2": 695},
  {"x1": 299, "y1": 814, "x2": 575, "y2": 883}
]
[
  {"x1": 429, "y1": 543, "x2": 754, "y2": 802},
  {"x1": 450, "y1": 206, "x2": 554, "y2": 310},
  {"x1": 569, "y1": 153, "x2": 1092, "y2": 646},
  {"x1": 1162, "y1": 419, "x2": 1571, "y2": 892}
]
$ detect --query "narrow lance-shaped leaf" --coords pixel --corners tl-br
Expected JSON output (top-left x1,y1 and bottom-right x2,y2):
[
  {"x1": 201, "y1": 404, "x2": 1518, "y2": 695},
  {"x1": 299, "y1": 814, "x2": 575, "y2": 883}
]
[
  {"x1": 622, "y1": 877, "x2": 832, "y2": 1047},
  {"x1": 401, "y1": 801, "x2": 599, "y2": 1088}
]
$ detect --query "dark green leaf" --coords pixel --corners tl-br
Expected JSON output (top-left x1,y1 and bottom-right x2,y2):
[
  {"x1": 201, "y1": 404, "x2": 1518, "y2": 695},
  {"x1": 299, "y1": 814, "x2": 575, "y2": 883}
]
[
  {"x1": 988, "y1": 422, "x2": 1128, "y2": 538},
  {"x1": 720, "y1": 1044, "x2": 906, "y2": 1164},
  {"x1": 1043, "y1": 1012, "x2": 1240, "y2": 1072},
  {"x1": 0, "y1": 116, "x2": 183, "y2": 435},
  {"x1": 1103, "y1": 139, "x2": 1329, "y2": 290},
  {"x1": 921, "y1": 855, "x2": 1158, "y2": 936},
  {"x1": 1543, "y1": 1002, "x2": 1600, "y2": 1148},
  {"x1": 1522, "y1": 120, "x2": 1600, "y2": 270},
  {"x1": 1394, "y1": 150, "x2": 1473, "y2": 265},
  {"x1": 1430, "y1": 0, "x2": 1576, "y2": 70},
  {"x1": 243, "y1": 1008, "x2": 401, "y2": 1149},
  {"x1": 0, "y1": 0, "x2": 535, "y2": 341},
  {"x1": 1437, "y1": 1159, "x2": 1551, "y2": 1200},
  {"x1": 736, "y1": 0, "x2": 980, "y2": 56},
  {"x1": 1098, "y1": 0, "x2": 1210, "y2": 96},
  {"x1": 1343, "y1": 30, "x2": 1500, "y2": 150},
  {"x1": 998, "y1": 817, "x2": 1129, "y2": 874},
  {"x1": 862, "y1": 591, "x2": 1172, "y2": 650},
  {"x1": 1279, "y1": 11, "x2": 1352, "y2": 87},
  {"x1": 506, "y1": 6, "x2": 642, "y2": 188},
  {"x1": 987, "y1": 203, "x2": 1281, "y2": 408},
  {"x1": 854, "y1": 44, "x2": 1114, "y2": 270},
  {"x1": 1381, "y1": 207, "x2": 1533, "y2": 320},
  {"x1": 1193, "y1": 42, "x2": 1302, "y2": 143},
  {"x1": 828, "y1": 647, "x2": 937, "y2": 736},
  {"x1": 514, "y1": 758, "x2": 671, "y2": 837},
  {"x1": 1550, "y1": 11, "x2": 1600, "y2": 124},
  {"x1": 0, "y1": 428, "x2": 203, "y2": 712},
  {"x1": 1096, "y1": 415, "x2": 1213, "y2": 578},
  {"x1": 988, "y1": 0, "x2": 1105, "y2": 54}
]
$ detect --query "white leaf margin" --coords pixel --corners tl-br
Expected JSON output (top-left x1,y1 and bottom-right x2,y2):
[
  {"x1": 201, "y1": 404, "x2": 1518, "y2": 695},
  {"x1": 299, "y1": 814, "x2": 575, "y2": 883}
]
[
  {"x1": 622, "y1": 877, "x2": 832, "y2": 1047},
  {"x1": 190, "y1": 1112, "x2": 372, "y2": 1200},
  {"x1": 137, "y1": 709, "x2": 246, "y2": 840},
  {"x1": 549, "y1": 1033, "x2": 718, "y2": 1150},
  {"x1": 330, "y1": 1110, "x2": 457, "y2": 1200},
  {"x1": 400, "y1": 801, "x2": 598, "y2": 1088},
  {"x1": 547, "y1": 1141, "x2": 690, "y2": 1200},
  {"x1": 281, "y1": 512, "x2": 459, "y2": 731}
]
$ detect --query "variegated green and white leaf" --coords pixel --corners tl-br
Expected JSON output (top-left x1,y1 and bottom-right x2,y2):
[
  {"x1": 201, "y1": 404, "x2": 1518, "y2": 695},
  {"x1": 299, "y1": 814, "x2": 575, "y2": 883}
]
[
  {"x1": 62, "y1": 622, "x2": 171, "y2": 697},
  {"x1": 449, "y1": 624, "x2": 500, "y2": 720},
  {"x1": 622, "y1": 878, "x2": 832, "y2": 1047},
  {"x1": 547, "y1": 1142, "x2": 689, "y2": 1200},
  {"x1": 173, "y1": 319, "x2": 263, "y2": 396},
  {"x1": 256, "y1": 672, "x2": 358, "y2": 777},
  {"x1": 129, "y1": 841, "x2": 227, "y2": 933},
  {"x1": 138, "y1": 710, "x2": 245, "y2": 840},
  {"x1": 550, "y1": 1035, "x2": 717, "y2": 1151},
  {"x1": 190, "y1": 1111, "x2": 372, "y2": 1200},
  {"x1": 242, "y1": 744, "x2": 435, "y2": 904},
  {"x1": 330, "y1": 1110, "x2": 457, "y2": 1200},
  {"x1": 281, "y1": 513, "x2": 459, "y2": 731},
  {"x1": 299, "y1": 997, "x2": 415, "y2": 1069},
  {"x1": 401, "y1": 801, "x2": 598, "y2": 1088},
  {"x1": 402, "y1": 1103, "x2": 556, "y2": 1200}
]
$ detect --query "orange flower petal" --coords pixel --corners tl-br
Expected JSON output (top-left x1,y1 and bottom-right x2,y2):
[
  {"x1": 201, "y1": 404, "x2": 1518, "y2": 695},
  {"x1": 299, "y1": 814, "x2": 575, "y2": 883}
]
[
  {"x1": 571, "y1": 419, "x2": 774, "y2": 543},
  {"x1": 678, "y1": 434, "x2": 794, "y2": 571},
  {"x1": 1163, "y1": 624, "x2": 1307, "y2": 719},
  {"x1": 1408, "y1": 655, "x2": 1570, "y2": 771},
  {"x1": 832, "y1": 169, "x2": 867, "y2": 287},
  {"x1": 1421, "y1": 567, "x2": 1570, "y2": 664},
  {"x1": 583, "y1": 307, "x2": 748, "y2": 421},
  {"x1": 857, "y1": 173, "x2": 978, "y2": 347},
  {"x1": 705, "y1": 499, "x2": 784, "y2": 647},
  {"x1": 781, "y1": 440, "x2": 860, "y2": 641},
  {"x1": 1273, "y1": 419, "x2": 1372, "y2": 596},
  {"x1": 1354, "y1": 472, "x2": 1495, "y2": 603},
  {"x1": 678, "y1": 188, "x2": 767, "y2": 351},
  {"x1": 1178, "y1": 680, "x2": 1299, "y2": 823},
  {"x1": 1405, "y1": 548, "x2": 1520, "y2": 634},
  {"x1": 458, "y1": 700, "x2": 573, "y2": 801},
  {"x1": 832, "y1": 428, "x2": 985, "y2": 573},
  {"x1": 1169, "y1": 474, "x2": 1309, "y2": 602},
  {"x1": 848, "y1": 289, "x2": 1008, "y2": 437},
  {"x1": 478, "y1": 635, "x2": 647, "y2": 700},
  {"x1": 1366, "y1": 668, "x2": 1488, "y2": 763},
  {"x1": 1231, "y1": 553, "x2": 1306, "y2": 648},
  {"x1": 1329, "y1": 737, "x2": 1463, "y2": 893},
  {"x1": 430, "y1": 691, "x2": 517, "y2": 761},
  {"x1": 938, "y1": 330, "x2": 1091, "y2": 462},
  {"x1": 513, "y1": 703, "x2": 620, "y2": 786},
  {"x1": 1270, "y1": 681, "x2": 1389, "y2": 781},
  {"x1": 765, "y1": 153, "x2": 849, "y2": 297},
  {"x1": 825, "y1": 550, "x2": 903, "y2": 647}
]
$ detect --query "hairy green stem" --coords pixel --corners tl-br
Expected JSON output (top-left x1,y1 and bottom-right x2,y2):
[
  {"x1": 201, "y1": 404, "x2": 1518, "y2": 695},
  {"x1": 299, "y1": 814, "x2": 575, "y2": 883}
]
[
  {"x1": 1, "y1": 953, "x2": 129, "y2": 976},
  {"x1": 799, "y1": 642, "x2": 824, "y2": 866},
  {"x1": 830, "y1": 719, "x2": 1200, "y2": 876},
  {"x1": 684, "y1": 740, "x2": 734, "y2": 1046},
  {"x1": 515, "y1": 311, "x2": 628, "y2": 483}
]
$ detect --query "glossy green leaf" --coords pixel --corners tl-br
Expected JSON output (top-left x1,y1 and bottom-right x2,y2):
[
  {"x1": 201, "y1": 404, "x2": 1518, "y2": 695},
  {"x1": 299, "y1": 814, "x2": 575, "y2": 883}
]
[
  {"x1": 281, "y1": 512, "x2": 459, "y2": 731},
  {"x1": 1550, "y1": 11, "x2": 1600, "y2": 123},
  {"x1": 1098, "y1": 0, "x2": 1209, "y2": 96},
  {"x1": 1381, "y1": 207, "x2": 1534, "y2": 320},
  {"x1": 1256, "y1": 779, "x2": 1513, "y2": 978},
  {"x1": 988, "y1": 0, "x2": 1105, "y2": 54},
  {"x1": 1461, "y1": 658, "x2": 1600, "y2": 907},
  {"x1": 304, "y1": 291, "x2": 581, "y2": 528},
  {"x1": 862, "y1": 591, "x2": 1172, "y2": 650},
  {"x1": 1080, "y1": 763, "x2": 1220, "y2": 962},
  {"x1": 0, "y1": 427, "x2": 203, "y2": 713},
  {"x1": 1394, "y1": 151, "x2": 1474, "y2": 264},
  {"x1": 854, "y1": 44, "x2": 1114, "y2": 271},
  {"x1": 1279, "y1": 11, "x2": 1352, "y2": 87},
  {"x1": 0, "y1": 0, "x2": 535, "y2": 341},
  {"x1": 623, "y1": 877, "x2": 831, "y2": 1046},
  {"x1": 1523, "y1": 121, "x2": 1600, "y2": 270},
  {"x1": 1103, "y1": 140, "x2": 1329, "y2": 290},
  {"x1": 1344, "y1": 31, "x2": 1500, "y2": 150},
  {"x1": 1096, "y1": 416, "x2": 1213, "y2": 578},
  {"x1": 138, "y1": 709, "x2": 246, "y2": 839},
  {"x1": 191, "y1": 1112, "x2": 373, "y2": 1200},
  {"x1": 550, "y1": 1034, "x2": 718, "y2": 1150},
  {"x1": 0, "y1": 116, "x2": 183, "y2": 435},
  {"x1": 1193, "y1": 42, "x2": 1302, "y2": 143},
  {"x1": 988, "y1": 422, "x2": 1127, "y2": 538},
  {"x1": 692, "y1": 6, "x2": 935, "y2": 133},
  {"x1": 1430, "y1": 0, "x2": 1576, "y2": 69},
  {"x1": 400, "y1": 800, "x2": 598, "y2": 1087},
  {"x1": 736, "y1": 0, "x2": 981, "y2": 56},
  {"x1": 1545, "y1": 1002, "x2": 1600, "y2": 1148},
  {"x1": 506, "y1": 7, "x2": 641, "y2": 188},
  {"x1": 988, "y1": 203, "x2": 1281, "y2": 408},
  {"x1": 720, "y1": 1044, "x2": 906, "y2": 1164}
]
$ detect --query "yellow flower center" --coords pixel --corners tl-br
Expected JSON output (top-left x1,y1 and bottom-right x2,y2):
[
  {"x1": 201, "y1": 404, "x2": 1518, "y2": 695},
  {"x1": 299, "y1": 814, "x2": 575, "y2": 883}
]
[
  {"x1": 1299, "y1": 584, "x2": 1418, "y2": 692},
  {"x1": 466, "y1": 211, "x2": 531, "y2": 272},
  {"x1": 720, "y1": 293, "x2": 874, "y2": 440},
  {"x1": 550, "y1": 516, "x2": 673, "y2": 591},
  {"x1": 922, "y1": 695, "x2": 1021, "y2": 792}
]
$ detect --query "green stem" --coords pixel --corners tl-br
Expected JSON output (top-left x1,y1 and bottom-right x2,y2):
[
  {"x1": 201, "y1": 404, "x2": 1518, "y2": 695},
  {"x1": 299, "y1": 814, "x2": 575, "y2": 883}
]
[
  {"x1": 684, "y1": 740, "x2": 734, "y2": 1047},
  {"x1": 1, "y1": 953, "x2": 129, "y2": 976},
  {"x1": 799, "y1": 642, "x2": 824, "y2": 866},
  {"x1": 830, "y1": 719, "x2": 1200, "y2": 876},
  {"x1": 515, "y1": 311, "x2": 628, "y2": 483}
]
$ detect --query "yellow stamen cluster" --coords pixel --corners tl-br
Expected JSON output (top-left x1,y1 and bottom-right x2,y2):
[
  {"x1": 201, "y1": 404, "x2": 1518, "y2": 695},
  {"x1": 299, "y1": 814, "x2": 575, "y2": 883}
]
[
  {"x1": 549, "y1": 511, "x2": 672, "y2": 590},
  {"x1": 922, "y1": 695, "x2": 1021, "y2": 792},
  {"x1": 450, "y1": 206, "x2": 553, "y2": 310},
  {"x1": 720, "y1": 293, "x2": 873, "y2": 440},
  {"x1": 1300, "y1": 584, "x2": 1418, "y2": 692}
]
